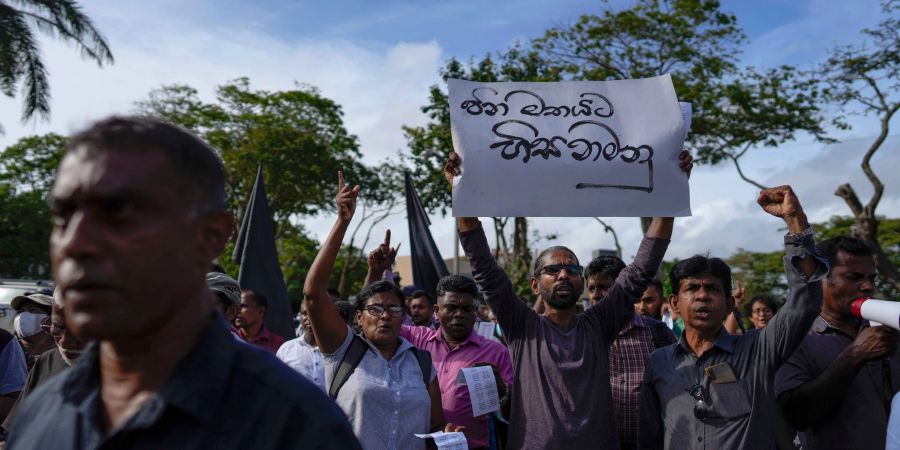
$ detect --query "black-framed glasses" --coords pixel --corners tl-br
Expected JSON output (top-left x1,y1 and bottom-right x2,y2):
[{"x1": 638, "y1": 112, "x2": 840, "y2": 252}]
[
  {"x1": 535, "y1": 263, "x2": 584, "y2": 277},
  {"x1": 364, "y1": 304, "x2": 404, "y2": 317},
  {"x1": 687, "y1": 384, "x2": 710, "y2": 419}
]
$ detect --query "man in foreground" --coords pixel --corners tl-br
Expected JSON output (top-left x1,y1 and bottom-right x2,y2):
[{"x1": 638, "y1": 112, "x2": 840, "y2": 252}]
[
  {"x1": 6, "y1": 116, "x2": 358, "y2": 449},
  {"x1": 639, "y1": 186, "x2": 828, "y2": 449}
]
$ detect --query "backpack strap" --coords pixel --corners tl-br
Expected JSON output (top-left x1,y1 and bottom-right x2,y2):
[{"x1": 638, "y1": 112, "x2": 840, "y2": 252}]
[
  {"x1": 649, "y1": 320, "x2": 676, "y2": 349},
  {"x1": 329, "y1": 334, "x2": 369, "y2": 400},
  {"x1": 411, "y1": 348, "x2": 433, "y2": 387}
]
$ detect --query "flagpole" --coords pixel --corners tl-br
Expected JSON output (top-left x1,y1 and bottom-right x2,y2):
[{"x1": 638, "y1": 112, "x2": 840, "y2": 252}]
[{"x1": 453, "y1": 218, "x2": 460, "y2": 274}]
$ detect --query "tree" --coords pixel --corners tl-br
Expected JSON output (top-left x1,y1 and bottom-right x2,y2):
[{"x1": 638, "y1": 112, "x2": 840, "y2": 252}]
[
  {"x1": 816, "y1": 215, "x2": 900, "y2": 300},
  {"x1": 821, "y1": 0, "x2": 900, "y2": 293},
  {"x1": 534, "y1": 0, "x2": 831, "y2": 190},
  {"x1": 0, "y1": 133, "x2": 66, "y2": 278},
  {"x1": 0, "y1": 0, "x2": 114, "y2": 132},
  {"x1": 403, "y1": 49, "x2": 563, "y2": 297},
  {"x1": 137, "y1": 79, "x2": 399, "y2": 306}
]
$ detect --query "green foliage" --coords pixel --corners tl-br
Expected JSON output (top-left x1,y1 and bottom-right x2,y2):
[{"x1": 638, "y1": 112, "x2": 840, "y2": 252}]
[
  {"x1": 816, "y1": 215, "x2": 900, "y2": 299},
  {"x1": 0, "y1": 0, "x2": 114, "y2": 131},
  {"x1": 0, "y1": 133, "x2": 67, "y2": 278},
  {"x1": 726, "y1": 249, "x2": 788, "y2": 301}
]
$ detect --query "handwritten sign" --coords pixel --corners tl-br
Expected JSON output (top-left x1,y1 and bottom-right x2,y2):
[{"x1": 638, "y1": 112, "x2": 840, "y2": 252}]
[
  {"x1": 449, "y1": 75, "x2": 691, "y2": 217},
  {"x1": 415, "y1": 432, "x2": 469, "y2": 450},
  {"x1": 461, "y1": 366, "x2": 501, "y2": 417}
]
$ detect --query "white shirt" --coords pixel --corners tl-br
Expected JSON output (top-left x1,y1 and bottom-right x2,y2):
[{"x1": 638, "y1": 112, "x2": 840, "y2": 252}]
[{"x1": 276, "y1": 336, "x2": 326, "y2": 391}]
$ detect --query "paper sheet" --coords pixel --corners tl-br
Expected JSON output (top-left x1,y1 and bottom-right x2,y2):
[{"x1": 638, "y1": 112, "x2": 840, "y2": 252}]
[
  {"x1": 448, "y1": 75, "x2": 692, "y2": 217},
  {"x1": 461, "y1": 366, "x2": 501, "y2": 417},
  {"x1": 415, "y1": 431, "x2": 469, "y2": 450},
  {"x1": 476, "y1": 322, "x2": 495, "y2": 340}
]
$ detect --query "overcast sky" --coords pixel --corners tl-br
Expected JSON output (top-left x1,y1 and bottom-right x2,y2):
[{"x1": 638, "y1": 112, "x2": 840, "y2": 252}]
[{"x1": 1, "y1": 0, "x2": 896, "y2": 265}]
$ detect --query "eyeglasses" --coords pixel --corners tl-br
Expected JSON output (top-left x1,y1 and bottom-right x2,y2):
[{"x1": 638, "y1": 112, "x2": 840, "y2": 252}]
[
  {"x1": 687, "y1": 384, "x2": 710, "y2": 420},
  {"x1": 364, "y1": 304, "x2": 404, "y2": 317},
  {"x1": 39, "y1": 316, "x2": 66, "y2": 338},
  {"x1": 536, "y1": 263, "x2": 584, "y2": 277}
]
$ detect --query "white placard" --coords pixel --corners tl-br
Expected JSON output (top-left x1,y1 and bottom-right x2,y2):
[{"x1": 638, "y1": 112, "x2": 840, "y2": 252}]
[
  {"x1": 461, "y1": 366, "x2": 501, "y2": 417},
  {"x1": 415, "y1": 431, "x2": 469, "y2": 450},
  {"x1": 448, "y1": 75, "x2": 692, "y2": 217},
  {"x1": 476, "y1": 321, "x2": 495, "y2": 340}
]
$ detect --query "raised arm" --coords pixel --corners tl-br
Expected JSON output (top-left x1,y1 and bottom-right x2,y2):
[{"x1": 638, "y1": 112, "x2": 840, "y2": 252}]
[
  {"x1": 754, "y1": 186, "x2": 829, "y2": 370},
  {"x1": 444, "y1": 152, "x2": 535, "y2": 335},
  {"x1": 303, "y1": 171, "x2": 360, "y2": 354}
]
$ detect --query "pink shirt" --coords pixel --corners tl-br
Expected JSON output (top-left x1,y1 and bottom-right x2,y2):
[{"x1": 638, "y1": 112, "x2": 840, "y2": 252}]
[
  {"x1": 238, "y1": 325, "x2": 285, "y2": 354},
  {"x1": 401, "y1": 325, "x2": 514, "y2": 449}
]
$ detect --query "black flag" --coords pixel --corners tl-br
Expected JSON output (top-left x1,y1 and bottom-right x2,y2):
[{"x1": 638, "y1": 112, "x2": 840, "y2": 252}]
[
  {"x1": 232, "y1": 166, "x2": 293, "y2": 339},
  {"x1": 405, "y1": 171, "x2": 449, "y2": 297}
]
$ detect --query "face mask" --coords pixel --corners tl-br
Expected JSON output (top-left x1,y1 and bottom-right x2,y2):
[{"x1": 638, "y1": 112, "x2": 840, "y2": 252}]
[{"x1": 14, "y1": 312, "x2": 47, "y2": 338}]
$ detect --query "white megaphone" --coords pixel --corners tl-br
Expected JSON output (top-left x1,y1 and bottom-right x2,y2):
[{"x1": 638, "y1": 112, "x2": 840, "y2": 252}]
[{"x1": 851, "y1": 297, "x2": 900, "y2": 330}]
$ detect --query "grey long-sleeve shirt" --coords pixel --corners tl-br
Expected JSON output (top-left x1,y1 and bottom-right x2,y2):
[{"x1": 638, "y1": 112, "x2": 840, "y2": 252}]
[
  {"x1": 638, "y1": 233, "x2": 829, "y2": 450},
  {"x1": 460, "y1": 224, "x2": 669, "y2": 450}
]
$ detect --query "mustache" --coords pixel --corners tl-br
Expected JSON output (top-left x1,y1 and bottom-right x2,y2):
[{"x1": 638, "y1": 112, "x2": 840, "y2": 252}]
[{"x1": 553, "y1": 281, "x2": 574, "y2": 293}]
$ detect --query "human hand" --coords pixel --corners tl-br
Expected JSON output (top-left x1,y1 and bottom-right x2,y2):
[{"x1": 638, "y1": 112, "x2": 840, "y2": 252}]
[
  {"x1": 679, "y1": 150, "x2": 693, "y2": 179},
  {"x1": 443, "y1": 423, "x2": 466, "y2": 433},
  {"x1": 336, "y1": 171, "x2": 361, "y2": 223},
  {"x1": 443, "y1": 152, "x2": 462, "y2": 190},
  {"x1": 757, "y1": 185, "x2": 808, "y2": 234},
  {"x1": 732, "y1": 280, "x2": 745, "y2": 308},
  {"x1": 849, "y1": 326, "x2": 900, "y2": 363},
  {"x1": 367, "y1": 229, "x2": 400, "y2": 275}
]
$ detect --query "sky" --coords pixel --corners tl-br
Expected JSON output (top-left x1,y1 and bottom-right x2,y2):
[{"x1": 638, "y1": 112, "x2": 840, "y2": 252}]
[{"x1": 1, "y1": 0, "x2": 897, "y2": 267}]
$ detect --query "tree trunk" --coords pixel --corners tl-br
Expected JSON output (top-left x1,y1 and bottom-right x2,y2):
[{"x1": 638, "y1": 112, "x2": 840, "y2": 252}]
[
  {"x1": 513, "y1": 217, "x2": 531, "y2": 271},
  {"x1": 835, "y1": 183, "x2": 900, "y2": 294}
]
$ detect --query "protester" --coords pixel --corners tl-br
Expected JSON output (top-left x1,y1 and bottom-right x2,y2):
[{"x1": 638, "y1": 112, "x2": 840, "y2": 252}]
[
  {"x1": 10, "y1": 294, "x2": 56, "y2": 370},
  {"x1": 3, "y1": 292, "x2": 86, "y2": 430},
  {"x1": 600, "y1": 259, "x2": 676, "y2": 450},
  {"x1": 638, "y1": 185, "x2": 828, "y2": 449},
  {"x1": 775, "y1": 236, "x2": 900, "y2": 450},
  {"x1": 445, "y1": 151, "x2": 689, "y2": 449},
  {"x1": 660, "y1": 301, "x2": 684, "y2": 339},
  {"x1": 6, "y1": 116, "x2": 357, "y2": 449},
  {"x1": 747, "y1": 295, "x2": 779, "y2": 330},
  {"x1": 385, "y1": 267, "x2": 514, "y2": 449},
  {"x1": 277, "y1": 302, "x2": 330, "y2": 391},
  {"x1": 206, "y1": 271, "x2": 241, "y2": 326},
  {"x1": 235, "y1": 289, "x2": 286, "y2": 353},
  {"x1": 409, "y1": 290, "x2": 437, "y2": 328},
  {"x1": 0, "y1": 327, "x2": 26, "y2": 425},
  {"x1": 304, "y1": 172, "x2": 460, "y2": 450}
]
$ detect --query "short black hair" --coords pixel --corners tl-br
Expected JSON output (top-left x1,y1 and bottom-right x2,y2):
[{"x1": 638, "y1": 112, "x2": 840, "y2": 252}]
[
  {"x1": 355, "y1": 281, "x2": 404, "y2": 312},
  {"x1": 334, "y1": 301, "x2": 355, "y2": 325},
  {"x1": 817, "y1": 236, "x2": 874, "y2": 270},
  {"x1": 66, "y1": 115, "x2": 227, "y2": 212},
  {"x1": 326, "y1": 287, "x2": 343, "y2": 301},
  {"x1": 647, "y1": 278, "x2": 664, "y2": 296},
  {"x1": 668, "y1": 255, "x2": 732, "y2": 299},
  {"x1": 436, "y1": 275, "x2": 479, "y2": 299},
  {"x1": 585, "y1": 255, "x2": 626, "y2": 280},
  {"x1": 242, "y1": 289, "x2": 268, "y2": 309},
  {"x1": 533, "y1": 246, "x2": 580, "y2": 275},
  {"x1": 745, "y1": 295, "x2": 780, "y2": 315},
  {"x1": 410, "y1": 290, "x2": 435, "y2": 307}
]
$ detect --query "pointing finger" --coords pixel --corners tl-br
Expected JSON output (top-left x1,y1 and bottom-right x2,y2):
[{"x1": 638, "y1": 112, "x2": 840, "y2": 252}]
[{"x1": 338, "y1": 171, "x2": 345, "y2": 191}]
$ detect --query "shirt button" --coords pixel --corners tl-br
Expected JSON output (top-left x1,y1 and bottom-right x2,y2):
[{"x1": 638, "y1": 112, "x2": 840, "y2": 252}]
[{"x1": 698, "y1": 437, "x2": 703, "y2": 442}]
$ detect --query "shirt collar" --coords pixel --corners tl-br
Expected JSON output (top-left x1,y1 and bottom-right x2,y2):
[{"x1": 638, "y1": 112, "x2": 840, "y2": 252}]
[
  {"x1": 359, "y1": 333, "x2": 418, "y2": 361},
  {"x1": 430, "y1": 327, "x2": 484, "y2": 348},
  {"x1": 812, "y1": 315, "x2": 868, "y2": 337},
  {"x1": 673, "y1": 327, "x2": 736, "y2": 356},
  {"x1": 62, "y1": 315, "x2": 236, "y2": 428},
  {"x1": 240, "y1": 325, "x2": 271, "y2": 343}
]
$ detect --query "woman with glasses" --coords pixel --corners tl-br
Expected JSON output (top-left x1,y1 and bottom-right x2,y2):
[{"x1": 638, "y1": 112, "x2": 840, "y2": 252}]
[{"x1": 303, "y1": 172, "x2": 460, "y2": 450}]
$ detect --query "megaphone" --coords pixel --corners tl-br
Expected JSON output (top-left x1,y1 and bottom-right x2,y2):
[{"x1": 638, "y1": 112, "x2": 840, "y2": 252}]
[{"x1": 851, "y1": 297, "x2": 900, "y2": 330}]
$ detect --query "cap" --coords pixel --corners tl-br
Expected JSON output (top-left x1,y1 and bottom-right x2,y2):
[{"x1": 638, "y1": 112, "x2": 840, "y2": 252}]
[
  {"x1": 10, "y1": 293, "x2": 54, "y2": 311},
  {"x1": 207, "y1": 272, "x2": 241, "y2": 305}
]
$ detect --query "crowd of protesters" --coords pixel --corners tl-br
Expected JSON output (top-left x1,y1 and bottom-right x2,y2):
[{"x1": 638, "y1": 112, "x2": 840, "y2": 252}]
[{"x1": 0, "y1": 115, "x2": 896, "y2": 450}]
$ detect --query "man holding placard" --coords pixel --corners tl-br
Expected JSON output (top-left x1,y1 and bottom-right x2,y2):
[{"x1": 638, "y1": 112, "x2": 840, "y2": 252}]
[{"x1": 444, "y1": 150, "x2": 688, "y2": 449}]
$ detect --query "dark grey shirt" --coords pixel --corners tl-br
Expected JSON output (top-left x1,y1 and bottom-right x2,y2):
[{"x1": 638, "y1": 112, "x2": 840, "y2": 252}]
[
  {"x1": 7, "y1": 316, "x2": 360, "y2": 450},
  {"x1": 3, "y1": 347, "x2": 71, "y2": 430},
  {"x1": 775, "y1": 316, "x2": 900, "y2": 450},
  {"x1": 461, "y1": 225, "x2": 669, "y2": 450},
  {"x1": 638, "y1": 233, "x2": 828, "y2": 450}
]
